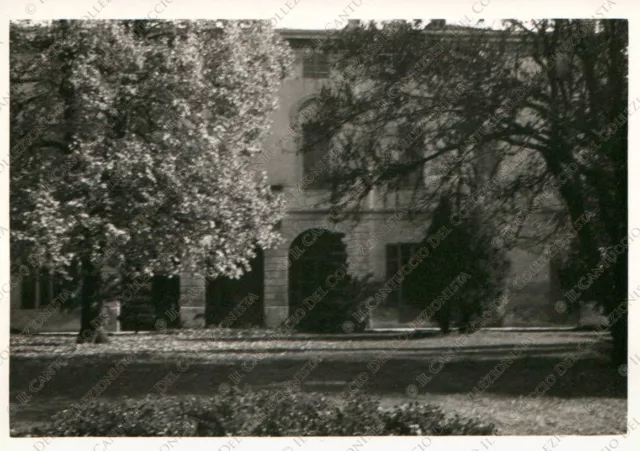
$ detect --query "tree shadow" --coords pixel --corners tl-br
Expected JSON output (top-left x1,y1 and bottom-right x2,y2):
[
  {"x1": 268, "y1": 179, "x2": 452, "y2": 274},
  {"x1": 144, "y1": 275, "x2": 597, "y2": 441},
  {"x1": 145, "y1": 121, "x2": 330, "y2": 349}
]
[{"x1": 10, "y1": 340, "x2": 625, "y2": 410}]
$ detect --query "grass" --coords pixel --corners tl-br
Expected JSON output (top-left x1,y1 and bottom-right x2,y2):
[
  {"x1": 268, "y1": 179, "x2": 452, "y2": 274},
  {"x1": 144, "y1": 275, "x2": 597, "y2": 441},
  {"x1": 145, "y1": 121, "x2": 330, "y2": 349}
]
[{"x1": 10, "y1": 329, "x2": 627, "y2": 435}]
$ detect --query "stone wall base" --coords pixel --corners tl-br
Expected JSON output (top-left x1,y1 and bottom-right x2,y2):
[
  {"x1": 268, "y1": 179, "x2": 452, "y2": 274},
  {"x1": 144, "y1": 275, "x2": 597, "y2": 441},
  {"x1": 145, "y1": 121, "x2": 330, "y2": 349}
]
[
  {"x1": 180, "y1": 306, "x2": 206, "y2": 329},
  {"x1": 265, "y1": 306, "x2": 288, "y2": 328}
]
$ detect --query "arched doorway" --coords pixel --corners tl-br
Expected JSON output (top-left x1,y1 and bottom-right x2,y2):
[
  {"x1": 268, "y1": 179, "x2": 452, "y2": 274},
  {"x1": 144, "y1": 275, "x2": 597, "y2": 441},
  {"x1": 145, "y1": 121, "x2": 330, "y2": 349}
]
[
  {"x1": 205, "y1": 248, "x2": 264, "y2": 327},
  {"x1": 120, "y1": 275, "x2": 180, "y2": 331},
  {"x1": 288, "y1": 229, "x2": 347, "y2": 323}
]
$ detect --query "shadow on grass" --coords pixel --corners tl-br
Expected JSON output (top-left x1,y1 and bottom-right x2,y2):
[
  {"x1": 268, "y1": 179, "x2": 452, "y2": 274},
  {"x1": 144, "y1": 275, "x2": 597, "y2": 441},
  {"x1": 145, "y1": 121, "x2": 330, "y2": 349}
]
[
  {"x1": 9, "y1": 347, "x2": 626, "y2": 429},
  {"x1": 10, "y1": 339, "x2": 611, "y2": 361},
  {"x1": 10, "y1": 345, "x2": 625, "y2": 398}
]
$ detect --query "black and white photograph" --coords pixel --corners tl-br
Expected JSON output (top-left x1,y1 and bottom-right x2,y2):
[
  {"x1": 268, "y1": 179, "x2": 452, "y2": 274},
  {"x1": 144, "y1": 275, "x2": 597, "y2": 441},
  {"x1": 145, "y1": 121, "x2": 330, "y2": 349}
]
[{"x1": 1, "y1": 0, "x2": 636, "y2": 447}]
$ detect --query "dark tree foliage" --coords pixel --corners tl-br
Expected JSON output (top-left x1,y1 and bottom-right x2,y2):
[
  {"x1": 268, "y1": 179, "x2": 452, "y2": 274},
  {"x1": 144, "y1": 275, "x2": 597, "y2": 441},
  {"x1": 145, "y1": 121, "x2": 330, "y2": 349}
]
[
  {"x1": 404, "y1": 196, "x2": 510, "y2": 333},
  {"x1": 291, "y1": 233, "x2": 380, "y2": 334},
  {"x1": 309, "y1": 19, "x2": 627, "y2": 363}
]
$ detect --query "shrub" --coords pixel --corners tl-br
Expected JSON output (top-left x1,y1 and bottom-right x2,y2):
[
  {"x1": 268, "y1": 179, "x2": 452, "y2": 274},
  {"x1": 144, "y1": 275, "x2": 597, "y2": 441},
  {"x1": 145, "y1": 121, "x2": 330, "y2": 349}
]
[
  {"x1": 342, "y1": 273, "x2": 385, "y2": 332},
  {"x1": 118, "y1": 297, "x2": 157, "y2": 332},
  {"x1": 17, "y1": 388, "x2": 496, "y2": 436},
  {"x1": 296, "y1": 273, "x2": 382, "y2": 333},
  {"x1": 405, "y1": 196, "x2": 510, "y2": 333},
  {"x1": 556, "y1": 235, "x2": 611, "y2": 309}
]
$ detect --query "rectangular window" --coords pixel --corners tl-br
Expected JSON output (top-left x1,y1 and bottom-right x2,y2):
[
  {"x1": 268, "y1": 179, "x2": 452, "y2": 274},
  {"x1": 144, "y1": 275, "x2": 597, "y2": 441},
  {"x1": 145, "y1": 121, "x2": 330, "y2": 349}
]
[
  {"x1": 302, "y1": 122, "x2": 331, "y2": 189},
  {"x1": 303, "y1": 51, "x2": 330, "y2": 79},
  {"x1": 38, "y1": 268, "x2": 65, "y2": 307},
  {"x1": 395, "y1": 125, "x2": 424, "y2": 189},
  {"x1": 21, "y1": 268, "x2": 65, "y2": 309},
  {"x1": 386, "y1": 243, "x2": 421, "y2": 305},
  {"x1": 397, "y1": 149, "x2": 424, "y2": 188}
]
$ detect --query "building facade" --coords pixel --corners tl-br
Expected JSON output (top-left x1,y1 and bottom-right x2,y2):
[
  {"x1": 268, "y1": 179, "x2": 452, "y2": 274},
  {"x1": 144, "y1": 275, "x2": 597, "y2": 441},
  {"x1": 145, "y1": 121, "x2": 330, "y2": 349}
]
[{"x1": 10, "y1": 25, "x2": 602, "y2": 333}]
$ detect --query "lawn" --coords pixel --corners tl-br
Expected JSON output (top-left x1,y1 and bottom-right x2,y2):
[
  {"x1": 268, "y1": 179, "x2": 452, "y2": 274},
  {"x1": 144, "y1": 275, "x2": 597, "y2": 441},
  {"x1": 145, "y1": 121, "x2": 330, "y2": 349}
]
[{"x1": 9, "y1": 329, "x2": 627, "y2": 435}]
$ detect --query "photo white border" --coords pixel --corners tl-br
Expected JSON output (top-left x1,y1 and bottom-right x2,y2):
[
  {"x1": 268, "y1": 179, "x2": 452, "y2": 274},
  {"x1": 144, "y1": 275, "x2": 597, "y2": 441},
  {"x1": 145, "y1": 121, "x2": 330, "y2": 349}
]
[{"x1": 0, "y1": 1, "x2": 637, "y2": 450}]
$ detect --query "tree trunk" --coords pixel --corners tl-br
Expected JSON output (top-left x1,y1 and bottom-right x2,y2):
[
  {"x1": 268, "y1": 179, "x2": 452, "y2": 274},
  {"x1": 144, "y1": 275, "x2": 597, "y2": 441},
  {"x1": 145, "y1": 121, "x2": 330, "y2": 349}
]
[
  {"x1": 77, "y1": 257, "x2": 108, "y2": 344},
  {"x1": 438, "y1": 303, "x2": 452, "y2": 334},
  {"x1": 608, "y1": 256, "x2": 627, "y2": 366},
  {"x1": 610, "y1": 307, "x2": 627, "y2": 366}
]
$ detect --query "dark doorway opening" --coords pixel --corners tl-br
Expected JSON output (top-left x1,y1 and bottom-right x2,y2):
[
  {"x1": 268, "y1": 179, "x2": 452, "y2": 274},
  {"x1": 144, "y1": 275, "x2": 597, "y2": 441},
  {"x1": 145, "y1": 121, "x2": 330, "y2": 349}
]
[
  {"x1": 205, "y1": 248, "x2": 264, "y2": 328},
  {"x1": 120, "y1": 275, "x2": 180, "y2": 331},
  {"x1": 152, "y1": 275, "x2": 181, "y2": 329},
  {"x1": 288, "y1": 229, "x2": 347, "y2": 318}
]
